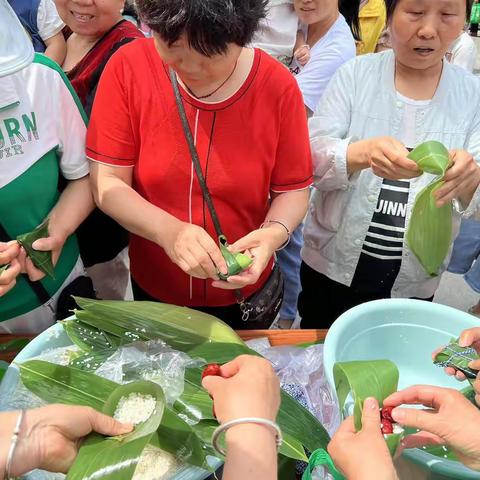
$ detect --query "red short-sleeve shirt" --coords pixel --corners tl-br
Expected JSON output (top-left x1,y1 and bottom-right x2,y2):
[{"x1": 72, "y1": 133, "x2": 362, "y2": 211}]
[{"x1": 87, "y1": 39, "x2": 313, "y2": 307}]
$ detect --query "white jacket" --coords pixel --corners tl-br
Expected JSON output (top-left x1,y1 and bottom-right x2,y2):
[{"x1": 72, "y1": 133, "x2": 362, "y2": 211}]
[{"x1": 303, "y1": 50, "x2": 480, "y2": 299}]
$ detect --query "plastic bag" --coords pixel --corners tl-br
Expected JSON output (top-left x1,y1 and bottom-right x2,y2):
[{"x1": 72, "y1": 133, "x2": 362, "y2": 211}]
[{"x1": 94, "y1": 340, "x2": 201, "y2": 406}]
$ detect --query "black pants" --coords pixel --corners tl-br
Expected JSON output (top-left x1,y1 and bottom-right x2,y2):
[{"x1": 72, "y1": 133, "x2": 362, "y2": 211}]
[
  {"x1": 132, "y1": 278, "x2": 257, "y2": 330},
  {"x1": 298, "y1": 262, "x2": 434, "y2": 329}
]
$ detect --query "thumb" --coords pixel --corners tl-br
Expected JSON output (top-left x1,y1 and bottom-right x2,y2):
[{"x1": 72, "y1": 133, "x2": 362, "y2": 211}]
[
  {"x1": 459, "y1": 328, "x2": 480, "y2": 348},
  {"x1": 230, "y1": 232, "x2": 261, "y2": 253},
  {"x1": 32, "y1": 237, "x2": 55, "y2": 252},
  {"x1": 202, "y1": 375, "x2": 225, "y2": 398},
  {"x1": 90, "y1": 410, "x2": 134, "y2": 437},
  {"x1": 392, "y1": 407, "x2": 438, "y2": 434},
  {"x1": 360, "y1": 397, "x2": 381, "y2": 432}
]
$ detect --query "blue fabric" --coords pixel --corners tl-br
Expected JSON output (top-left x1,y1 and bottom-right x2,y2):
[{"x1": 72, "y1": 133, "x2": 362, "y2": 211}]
[
  {"x1": 448, "y1": 218, "x2": 480, "y2": 293},
  {"x1": 8, "y1": 0, "x2": 46, "y2": 52},
  {"x1": 277, "y1": 225, "x2": 303, "y2": 320}
]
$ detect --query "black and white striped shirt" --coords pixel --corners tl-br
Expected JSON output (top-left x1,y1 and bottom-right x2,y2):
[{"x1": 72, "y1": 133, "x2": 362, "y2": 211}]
[{"x1": 351, "y1": 178, "x2": 409, "y2": 293}]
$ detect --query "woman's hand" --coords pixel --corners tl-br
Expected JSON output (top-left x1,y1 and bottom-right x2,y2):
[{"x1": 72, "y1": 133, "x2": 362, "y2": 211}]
[
  {"x1": 202, "y1": 355, "x2": 280, "y2": 424},
  {"x1": 0, "y1": 242, "x2": 22, "y2": 296},
  {"x1": 2, "y1": 405, "x2": 133, "y2": 476},
  {"x1": 294, "y1": 44, "x2": 311, "y2": 66},
  {"x1": 385, "y1": 385, "x2": 480, "y2": 471},
  {"x1": 212, "y1": 225, "x2": 286, "y2": 290},
  {"x1": 433, "y1": 327, "x2": 480, "y2": 406},
  {"x1": 434, "y1": 150, "x2": 480, "y2": 208},
  {"x1": 347, "y1": 136, "x2": 420, "y2": 179},
  {"x1": 163, "y1": 221, "x2": 227, "y2": 280},
  {"x1": 22, "y1": 226, "x2": 69, "y2": 282},
  {"x1": 328, "y1": 397, "x2": 398, "y2": 480}
]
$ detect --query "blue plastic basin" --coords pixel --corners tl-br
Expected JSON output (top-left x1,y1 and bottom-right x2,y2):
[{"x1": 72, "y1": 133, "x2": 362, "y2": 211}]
[
  {"x1": 0, "y1": 321, "x2": 220, "y2": 480},
  {"x1": 324, "y1": 299, "x2": 480, "y2": 479}
]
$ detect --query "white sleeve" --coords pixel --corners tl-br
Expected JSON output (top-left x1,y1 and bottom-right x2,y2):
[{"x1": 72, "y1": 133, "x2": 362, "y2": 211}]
[
  {"x1": 53, "y1": 71, "x2": 89, "y2": 180},
  {"x1": 37, "y1": 0, "x2": 65, "y2": 41},
  {"x1": 295, "y1": 37, "x2": 354, "y2": 112},
  {"x1": 309, "y1": 60, "x2": 356, "y2": 191}
]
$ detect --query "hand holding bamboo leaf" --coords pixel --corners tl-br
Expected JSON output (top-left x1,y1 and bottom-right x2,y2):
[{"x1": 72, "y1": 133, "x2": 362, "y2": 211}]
[
  {"x1": 328, "y1": 398, "x2": 397, "y2": 480},
  {"x1": 433, "y1": 150, "x2": 480, "y2": 208},
  {"x1": 1, "y1": 405, "x2": 133, "y2": 477},
  {"x1": 435, "y1": 328, "x2": 480, "y2": 407},
  {"x1": 212, "y1": 229, "x2": 278, "y2": 290},
  {"x1": 384, "y1": 385, "x2": 480, "y2": 471},
  {"x1": 347, "y1": 136, "x2": 419, "y2": 178},
  {"x1": 164, "y1": 221, "x2": 228, "y2": 279}
]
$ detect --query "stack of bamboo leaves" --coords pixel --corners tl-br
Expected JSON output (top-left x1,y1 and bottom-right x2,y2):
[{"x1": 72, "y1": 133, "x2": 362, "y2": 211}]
[{"x1": 18, "y1": 298, "x2": 331, "y2": 480}]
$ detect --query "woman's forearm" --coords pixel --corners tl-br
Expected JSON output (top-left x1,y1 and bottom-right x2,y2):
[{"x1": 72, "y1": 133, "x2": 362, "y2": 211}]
[
  {"x1": 92, "y1": 171, "x2": 182, "y2": 249},
  {"x1": 48, "y1": 176, "x2": 94, "y2": 238},
  {"x1": 223, "y1": 424, "x2": 277, "y2": 480}
]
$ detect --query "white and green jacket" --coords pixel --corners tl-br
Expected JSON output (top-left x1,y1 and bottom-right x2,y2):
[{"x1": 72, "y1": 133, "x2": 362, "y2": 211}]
[{"x1": 0, "y1": 54, "x2": 89, "y2": 321}]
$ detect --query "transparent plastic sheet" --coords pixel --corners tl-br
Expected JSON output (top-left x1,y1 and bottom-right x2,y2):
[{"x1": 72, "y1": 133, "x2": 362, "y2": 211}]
[{"x1": 93, "y1": 340, "x2": 202, "y2": 406}]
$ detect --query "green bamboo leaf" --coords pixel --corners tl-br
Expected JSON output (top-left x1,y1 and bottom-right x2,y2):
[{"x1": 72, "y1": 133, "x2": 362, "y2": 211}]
[
  {"x1": 407, "y1": 141, "x2": 453, "y2": 277},
  {"x1": 73, "y1": 298, "x2": 243, "y2": 351},
  {"x1": 152, "y1": 408, "x2": 210, "y2": 469},
  {"x1": 434, "y1": 338, "x2": 479, "y2": 385},
  {"x1": 280, "y1": 433, "x2": 308, "y2": 461},
  {"x1": 19, "y1": 360, "x2": 117, "y2": 410},
  {"x1": 218, "y1": 236, "x2": 253, "y2": 280},
  {"x1": 0, "y1": 264, "x2": 9, "y2": 275},
  {"x1": 0, "y1": 338, "x2": 30, "y2": 352},
  {"x1": 63, "y1": 319, "x2": 122, "y2": 353},
  {"x1": 16, "y1": 220, "x2": 55, "y2": 278},
  {"x1": 174, "y1": 377, "x2": 216, "y2": 423},
  {"x1": 186, "y1": 343, "x2": 255, "y2": 364},
  {"x1": 0, "y1": 360, "x2": 8, "y2": 384},
  {"x1": 103, "y1": 381, "x2": 166, "y2": 442},
  {"x1": 333, "y1": 360, "x2": 401, "y2": 455},
  {"x1": 406, "y1": 180, "x2": 452, "y2": 276},
  {"x1": 408, "y1": 141, "x2": 451, "y2": 176},
  {"x1": 278, "y1": 456, "x2": 297, "y2": 480},
  {"x1": 67, "y1": 381, "x2": 166, "y2": 480}
]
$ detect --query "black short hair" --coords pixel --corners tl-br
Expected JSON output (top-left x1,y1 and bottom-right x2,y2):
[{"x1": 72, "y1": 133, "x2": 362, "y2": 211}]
[
  {"x1": 385, "y1": 0, "x2": 470, "y2": 20},
  {"x1": 339, "y1": 0, "x2": 362, "y2": 41},
  {"x1": 135, "y1": 0, "x2": 268, "y2": 56}
]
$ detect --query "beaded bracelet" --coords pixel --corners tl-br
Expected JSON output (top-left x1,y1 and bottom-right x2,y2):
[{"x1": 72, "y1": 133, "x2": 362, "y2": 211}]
[
  {"x1": 5, "y1": 410, "x2": 25, "y2": 480},
  {"x1": 211, "y1": 417, "x2": 283, "y2": 457},
  {"x1": 260, "y1": 220, "x2": 291, "y2": 251}
]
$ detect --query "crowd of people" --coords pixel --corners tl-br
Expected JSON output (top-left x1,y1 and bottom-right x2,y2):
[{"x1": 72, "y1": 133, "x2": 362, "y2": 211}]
[{"x1": 2, "y1": 0, "x2": 480, "y2": 477}]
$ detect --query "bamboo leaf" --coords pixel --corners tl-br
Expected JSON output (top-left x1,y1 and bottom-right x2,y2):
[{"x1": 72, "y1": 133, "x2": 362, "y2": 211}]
[
  {"x1": 407, "y1": 141, "x2": 453, "y2": 277},
  {"x1": 333, "y1": 360, "x2": 401, "y2": 455},
  {"x1": 103, "y1": 381, "x2": 166, "y2": 443},
  {"x1": 406, "y1": 180, "x2": 452, "y2": 276},
  {"x1": 63, "y1": 319, "x2": 122, "y2": 353},
  {"x1": 280, "y1": 433, "x2": 308, "y2": 461},
  {"x1": 0, "y1": 264, "x2": 9, "y2": 275},
  {"x1": 73, "y1": 297, "x2": 243, "y2": 350},
  {"x1": 16, "y1": 220, "x2": 54, "y2": 278},
  {"x1": 334, "y1": 360, "x2": 399, "y2": 430},
  {"x1": 433, "y1": 338, "x2": 479, "y2": 383},
  {"x1": 0, "y1": 360, "x2": 8, "y2": 384},
  {"x1": 19, "y1": 360, "x2": 117, "y2": 410},
  {"x1": 152, "y1": 408, "x2": 210, "y2": 469},
  {"x1": 0, "y1": 338, "x2": 30, "y2": 352}
]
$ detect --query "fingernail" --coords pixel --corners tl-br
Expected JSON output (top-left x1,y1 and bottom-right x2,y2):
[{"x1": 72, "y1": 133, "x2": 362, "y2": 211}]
[
  {"x1": 365, "y1": 397, "x2": 377, "y2": 410},
  {"x1": 392, "y1": 408, "x2": 405, "y2": 422},
  {"x1": 459, "y1": 337, "x2": 469, "y2": 347}
]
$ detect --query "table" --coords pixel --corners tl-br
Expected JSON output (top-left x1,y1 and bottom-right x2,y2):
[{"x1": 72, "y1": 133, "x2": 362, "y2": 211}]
[{"x1": 0, "y1": 329, "x2": 328, "y2": 364}]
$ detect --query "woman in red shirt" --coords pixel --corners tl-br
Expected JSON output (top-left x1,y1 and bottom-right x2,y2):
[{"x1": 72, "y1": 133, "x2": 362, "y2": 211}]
[{"x1": 87, "y1": 0, "x2": 313, "y2": 328}]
